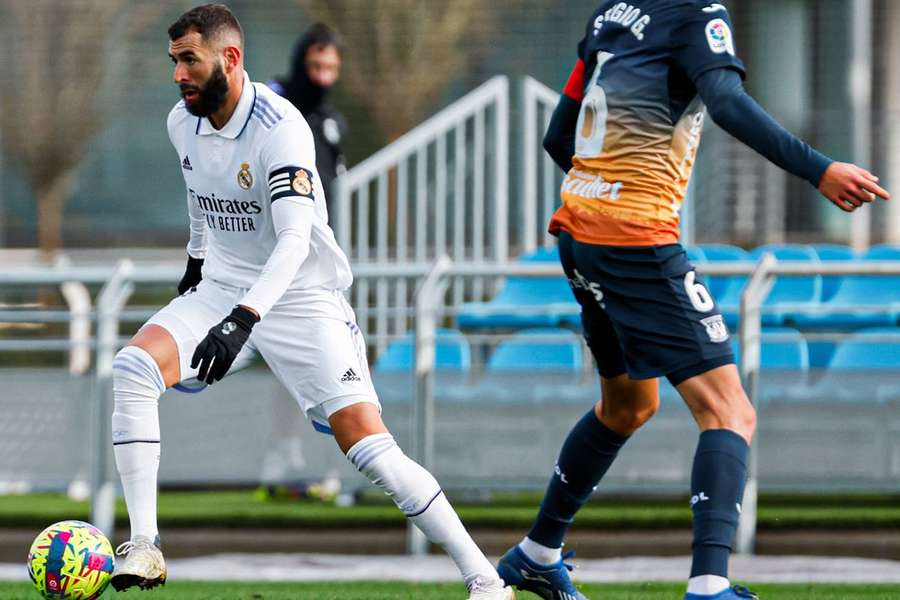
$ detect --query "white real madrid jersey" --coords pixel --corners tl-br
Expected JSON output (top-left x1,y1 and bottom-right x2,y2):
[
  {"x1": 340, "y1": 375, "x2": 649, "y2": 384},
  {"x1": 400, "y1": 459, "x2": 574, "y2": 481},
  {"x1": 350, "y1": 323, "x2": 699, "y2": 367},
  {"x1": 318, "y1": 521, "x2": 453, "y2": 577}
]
[{"x1": 167, "y1": 71, "x2": 352, "y2": 312}]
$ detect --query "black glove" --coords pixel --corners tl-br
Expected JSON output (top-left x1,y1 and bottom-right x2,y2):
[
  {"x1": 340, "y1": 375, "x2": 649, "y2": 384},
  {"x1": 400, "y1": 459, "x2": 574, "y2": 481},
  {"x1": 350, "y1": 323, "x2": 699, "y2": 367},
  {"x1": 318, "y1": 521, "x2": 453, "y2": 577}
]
[
  {"x1": 177, "y1": 256, "x2": 205, "y2": 295},
  {"x1": 191, "y1": 306, "x2": 258, "y2": 384}
]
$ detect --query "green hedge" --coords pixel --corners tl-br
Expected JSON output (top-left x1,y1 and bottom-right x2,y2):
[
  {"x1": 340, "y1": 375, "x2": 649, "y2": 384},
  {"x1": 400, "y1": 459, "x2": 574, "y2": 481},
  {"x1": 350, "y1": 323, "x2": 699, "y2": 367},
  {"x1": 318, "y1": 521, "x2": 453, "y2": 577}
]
[{"x1": 2, "y1": 491, "x2": 899, "y2": 530}]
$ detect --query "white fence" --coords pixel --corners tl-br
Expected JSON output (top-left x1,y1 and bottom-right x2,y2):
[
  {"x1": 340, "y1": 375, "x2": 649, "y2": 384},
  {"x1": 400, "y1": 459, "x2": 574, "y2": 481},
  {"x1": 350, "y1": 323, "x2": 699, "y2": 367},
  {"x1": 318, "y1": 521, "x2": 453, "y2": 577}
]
[
  {"x1": 335, "y1": 76, "x2": 509, "y2": 356},
  {"x1": 332, "y1": 75, "x2": 569, "y2": 356},
  {"x1": 520, "y1": 77, "x2": 566, "y2": 253}
]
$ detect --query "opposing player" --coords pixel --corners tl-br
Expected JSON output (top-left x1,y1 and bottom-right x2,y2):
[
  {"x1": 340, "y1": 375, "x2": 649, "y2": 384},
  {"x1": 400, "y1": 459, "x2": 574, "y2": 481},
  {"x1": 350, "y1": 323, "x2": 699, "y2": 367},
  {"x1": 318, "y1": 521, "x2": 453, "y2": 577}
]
[
  {"x1": 109, "y1": 5, "x2": 512, "y2": 599},
  {"x1": 497, "y1": 2, "x2": 890, "y2": 600}
]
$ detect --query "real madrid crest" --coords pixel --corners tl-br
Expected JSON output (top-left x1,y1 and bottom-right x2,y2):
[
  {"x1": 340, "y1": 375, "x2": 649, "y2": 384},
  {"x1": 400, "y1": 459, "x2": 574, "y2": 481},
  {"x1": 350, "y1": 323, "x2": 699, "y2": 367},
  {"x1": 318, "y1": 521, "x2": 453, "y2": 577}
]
[
  {"x1": 237, "y1": 162, "x2": 253, "y2": 190},
  {"x1": 292, "y1": 168, "x2": 314, "y2": 197}
]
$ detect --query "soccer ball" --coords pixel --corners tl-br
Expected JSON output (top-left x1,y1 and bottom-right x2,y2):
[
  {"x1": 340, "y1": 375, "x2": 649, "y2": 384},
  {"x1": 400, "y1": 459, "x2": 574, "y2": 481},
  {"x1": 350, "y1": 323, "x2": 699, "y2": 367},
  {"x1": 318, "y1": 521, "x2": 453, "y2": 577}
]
[{"x1": 27, "y1": 520, "x2": 114, "y2": 599}]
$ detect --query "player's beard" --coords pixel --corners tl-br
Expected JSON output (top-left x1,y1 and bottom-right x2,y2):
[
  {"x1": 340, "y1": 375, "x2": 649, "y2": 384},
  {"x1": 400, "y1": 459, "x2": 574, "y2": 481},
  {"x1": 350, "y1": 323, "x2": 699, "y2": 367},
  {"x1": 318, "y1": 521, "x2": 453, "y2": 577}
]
[{"x1": 181, "y1": 63, "x2": 229, "y2": 118}]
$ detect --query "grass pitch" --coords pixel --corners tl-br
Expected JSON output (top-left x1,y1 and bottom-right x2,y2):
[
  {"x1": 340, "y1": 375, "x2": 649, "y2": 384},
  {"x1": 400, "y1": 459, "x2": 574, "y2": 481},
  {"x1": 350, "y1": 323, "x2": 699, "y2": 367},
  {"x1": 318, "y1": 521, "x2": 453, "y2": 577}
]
[
  {"x1": 3, "y1": 582, "x2": 900, "y2": 599},
  {"x1": 2, "y1": 490, "x2": 900, "y2": 530}
]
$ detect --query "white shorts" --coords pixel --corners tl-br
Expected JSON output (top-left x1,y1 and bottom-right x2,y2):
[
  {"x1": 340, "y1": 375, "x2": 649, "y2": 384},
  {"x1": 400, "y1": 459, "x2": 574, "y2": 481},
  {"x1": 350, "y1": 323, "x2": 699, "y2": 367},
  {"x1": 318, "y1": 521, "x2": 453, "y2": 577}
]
[{"x1": 146, "y1": 279, "x2": 380, "y2": 429}]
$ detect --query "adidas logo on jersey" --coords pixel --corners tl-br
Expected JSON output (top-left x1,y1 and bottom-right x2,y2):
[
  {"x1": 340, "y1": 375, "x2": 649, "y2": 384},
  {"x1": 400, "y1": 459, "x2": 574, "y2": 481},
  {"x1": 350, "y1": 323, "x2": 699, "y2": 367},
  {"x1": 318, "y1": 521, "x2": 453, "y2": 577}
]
[
  {"x1": 340, "y1": 368, "x2": 361, "y2": 383},
  {"x1": 182, "y1": 155, "x2": 193, "y2": 170}
]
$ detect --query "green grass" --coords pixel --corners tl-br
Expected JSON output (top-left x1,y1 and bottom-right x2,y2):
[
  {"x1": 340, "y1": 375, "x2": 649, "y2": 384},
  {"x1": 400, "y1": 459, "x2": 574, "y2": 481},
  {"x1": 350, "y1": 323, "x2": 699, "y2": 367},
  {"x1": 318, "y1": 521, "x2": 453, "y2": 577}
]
[
  {"x1": 2, "y1": 582, "x2": 900, "y2": 599},
  {"x1": 2, "y1": 490, "x2": 900, "y2": 530}
]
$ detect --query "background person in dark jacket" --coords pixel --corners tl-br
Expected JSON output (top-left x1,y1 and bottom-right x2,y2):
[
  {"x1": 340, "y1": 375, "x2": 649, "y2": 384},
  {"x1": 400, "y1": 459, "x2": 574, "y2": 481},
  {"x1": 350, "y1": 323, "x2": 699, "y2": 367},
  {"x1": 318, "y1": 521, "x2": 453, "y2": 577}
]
[{"x1": 269, "y1": 23, "x2": 347, "y2": 218}]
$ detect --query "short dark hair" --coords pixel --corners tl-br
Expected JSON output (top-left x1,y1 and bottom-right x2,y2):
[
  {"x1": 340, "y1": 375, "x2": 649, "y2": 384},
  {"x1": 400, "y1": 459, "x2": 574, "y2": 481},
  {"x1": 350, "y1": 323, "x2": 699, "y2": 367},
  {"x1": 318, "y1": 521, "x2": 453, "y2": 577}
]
[
  {"x1": 299, "y1": 23, "x2": 343, "y2": 56},
  {"x1": 168, "y1": 4, "x2": 244, "y2": 47}
]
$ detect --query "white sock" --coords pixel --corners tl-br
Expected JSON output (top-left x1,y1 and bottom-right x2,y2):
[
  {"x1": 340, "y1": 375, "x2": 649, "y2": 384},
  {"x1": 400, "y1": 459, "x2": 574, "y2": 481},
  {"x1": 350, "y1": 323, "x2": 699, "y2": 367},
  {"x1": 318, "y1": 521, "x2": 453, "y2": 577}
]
[
  {"x1": 347, "y1": 433, "x2": 499, "y2": 587},
  {"x1": 518, "y1": 536, "x2": 562, "y2": 565},
  {"x1": 687, "y1": 575, "x2": 730, "y2": 595},
  {"x1": 111, "y1": 346, "x2": 165, "y2": 542}
]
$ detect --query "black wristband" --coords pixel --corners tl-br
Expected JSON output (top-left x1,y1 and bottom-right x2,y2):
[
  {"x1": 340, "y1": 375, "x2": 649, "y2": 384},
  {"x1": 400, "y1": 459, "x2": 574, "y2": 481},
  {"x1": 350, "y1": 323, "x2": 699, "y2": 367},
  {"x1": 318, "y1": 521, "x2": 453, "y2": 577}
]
[
  {"x1": 186, "y1": 256, "x2": 204, "y2": 276},
  {"x1": 229, "y1": 306, "x2": 260, "y2": 330}
]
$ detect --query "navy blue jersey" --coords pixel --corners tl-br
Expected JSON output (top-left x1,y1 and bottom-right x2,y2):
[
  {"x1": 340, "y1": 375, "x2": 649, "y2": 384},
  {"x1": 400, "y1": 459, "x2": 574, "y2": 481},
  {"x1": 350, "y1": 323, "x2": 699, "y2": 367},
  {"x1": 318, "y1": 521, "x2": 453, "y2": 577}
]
[{"x1": 549, "y1": 1, "x2": 746, "y2": 246}]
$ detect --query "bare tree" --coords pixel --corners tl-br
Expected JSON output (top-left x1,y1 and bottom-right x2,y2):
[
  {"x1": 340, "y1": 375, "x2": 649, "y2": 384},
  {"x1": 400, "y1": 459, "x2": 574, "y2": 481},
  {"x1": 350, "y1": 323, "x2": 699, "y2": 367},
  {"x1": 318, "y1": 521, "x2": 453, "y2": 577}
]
[
  {"x1": 0, "y1": 0, "x2": 159, "y2": 258},
  {"x1": 297, "y1": 0, "x2": 511, "y2": 141}
]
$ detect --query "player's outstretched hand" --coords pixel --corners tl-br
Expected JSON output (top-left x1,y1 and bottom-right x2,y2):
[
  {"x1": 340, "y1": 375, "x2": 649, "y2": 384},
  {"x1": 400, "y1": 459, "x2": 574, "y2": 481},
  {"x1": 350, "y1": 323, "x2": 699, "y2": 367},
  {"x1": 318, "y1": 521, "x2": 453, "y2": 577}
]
[
  {"x1": 819, "y1": 162, "x2": 890, "y2": 212},
  {"x1": 191, "y1": 306, "x2": 259, "y2": 384}
]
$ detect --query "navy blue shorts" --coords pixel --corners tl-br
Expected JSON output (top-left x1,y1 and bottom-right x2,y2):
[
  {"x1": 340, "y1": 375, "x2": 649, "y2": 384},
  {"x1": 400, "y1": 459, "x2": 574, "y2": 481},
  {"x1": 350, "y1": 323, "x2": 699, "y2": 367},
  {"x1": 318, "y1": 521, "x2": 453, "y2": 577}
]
[{"x1": 558, "y1": 231, "x2": 734, "y2": 385}]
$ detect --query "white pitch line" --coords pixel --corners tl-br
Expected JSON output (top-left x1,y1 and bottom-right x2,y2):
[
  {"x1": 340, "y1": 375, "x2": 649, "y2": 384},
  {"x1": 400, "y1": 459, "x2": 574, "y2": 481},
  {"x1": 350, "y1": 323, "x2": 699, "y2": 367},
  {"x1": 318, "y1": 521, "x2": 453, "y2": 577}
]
[{"x1": 3, "y1": 554, "x2": 900, "y2": 583}]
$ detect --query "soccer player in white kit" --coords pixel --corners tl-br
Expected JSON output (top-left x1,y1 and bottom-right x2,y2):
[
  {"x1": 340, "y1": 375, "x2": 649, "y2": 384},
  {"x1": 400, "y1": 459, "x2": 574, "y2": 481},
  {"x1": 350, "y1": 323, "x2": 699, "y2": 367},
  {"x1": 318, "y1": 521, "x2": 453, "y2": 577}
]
[{"x1": 109, "y1": 5, "x2": 513, "y2": 599}]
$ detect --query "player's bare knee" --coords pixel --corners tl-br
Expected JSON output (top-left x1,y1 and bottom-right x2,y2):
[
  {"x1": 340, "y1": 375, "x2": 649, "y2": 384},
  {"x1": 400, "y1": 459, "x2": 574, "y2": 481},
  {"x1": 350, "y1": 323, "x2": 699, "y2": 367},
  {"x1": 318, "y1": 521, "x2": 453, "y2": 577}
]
[
  {"x1": 596, "y1": 395, "x2": 658, "y2": 435},
  {"x1": 634, "y1": 396, "x2": 660, "y2": 426},
  {"x1": 600, "y1": 410, "x2": 652, "y2": 436},
  {"x1": 127, "y1": 325, "x2": 180, "y2": 388},
  {"x1": 740, "y1": 397, "x2": 757, "y2": 441},
  {"x1": 720, "y1": 388, "x2": 754, "y2": 435},
  {"x1": 596, "y1": 380, "x2": 659, "y2": 435},
  {"x1": 329, "y1": 401, "x2": 389, "y2": 454},
  {"x1": 694, "y1": 387, "x2": 756, "y2": 442}
]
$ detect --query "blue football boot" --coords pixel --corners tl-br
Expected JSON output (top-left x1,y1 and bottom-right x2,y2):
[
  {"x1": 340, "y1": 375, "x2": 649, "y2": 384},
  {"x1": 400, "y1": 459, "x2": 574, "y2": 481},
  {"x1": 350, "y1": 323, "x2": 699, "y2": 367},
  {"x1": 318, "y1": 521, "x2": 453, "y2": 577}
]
[
  {"x1": 497, "y1": 545, "x2": 588, "y2": 600},
  {"x1": 685, "y1": 585, "x2": 759, "y2": 600}
]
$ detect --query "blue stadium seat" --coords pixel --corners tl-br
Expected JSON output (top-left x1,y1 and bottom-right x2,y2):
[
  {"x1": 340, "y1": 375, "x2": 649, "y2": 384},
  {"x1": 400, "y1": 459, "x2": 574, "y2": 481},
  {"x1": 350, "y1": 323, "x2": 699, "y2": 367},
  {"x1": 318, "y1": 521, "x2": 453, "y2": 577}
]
[
  {"x1": 793, "y1": 245, "x2": 900, "y2": 329},
  {"x1": 811, "y1": 244, "x2": 856, "y2": 261},
  {"x1": 793, "y1": 327, "x2": 900, "y2": 403},
  {"x1": 519, "y1": 246, "x2": 560, "y2": 263},
  {"x1": 827, "y1": 327, "x2": 900, "y2": 369},
  {"x1": 697, "y1": 244, "x2": 750, "y2": 326},
  {"x1": 473, "y1": 328, "x2": 587, "y2": 403},
  {"x1": 807, "y1": 339, "x2": 837, "y2": 370},
  {"x1": 728, "y1": 328, "x2": 809, "y2": 403},
  {"x1": 487, "y1": 328, "x2": 583, "y2": 372},
  {"x1": 374, "y1": 328, "x2": 471, "y2": 372},
  {"x1": 741, "y1": 327, "x2": 810, "y2": 369},
  {"x1": 697, "y1": 243, "x2": 749, "y2": 296},
  {"x1": 457, "y1": 248, "x2": 575, "y2": 330},
  {"x1": 811, "y1": 244, "x2": 856, "y2": 302},
  {"x1": 373, "y1": 329, "x2": 472, "y2": 404},
  {"x1": 685, "y1": 245, "x2": 706, "y2": 264},
  {"x1": 748, "y1": 245, "x2": 821, "y2": 327}
]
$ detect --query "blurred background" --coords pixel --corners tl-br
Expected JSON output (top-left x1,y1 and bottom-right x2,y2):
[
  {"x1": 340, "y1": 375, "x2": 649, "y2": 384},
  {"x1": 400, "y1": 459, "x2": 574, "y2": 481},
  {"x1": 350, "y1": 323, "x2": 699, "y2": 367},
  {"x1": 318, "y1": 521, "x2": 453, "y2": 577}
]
[
  {"x1": 0, "y1": 0, "x2": 899, "y2": 253},
  {"x1": 0, "y1": 0, "x2": 899, "y2": 562}
]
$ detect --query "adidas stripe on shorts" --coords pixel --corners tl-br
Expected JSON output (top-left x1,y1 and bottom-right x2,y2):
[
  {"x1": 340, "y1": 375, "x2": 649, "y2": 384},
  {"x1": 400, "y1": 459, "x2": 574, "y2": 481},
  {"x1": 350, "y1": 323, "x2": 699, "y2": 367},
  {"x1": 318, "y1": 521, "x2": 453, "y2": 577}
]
[{"x1": 146, "y1": 278, "x2": 380, "y2": 429}]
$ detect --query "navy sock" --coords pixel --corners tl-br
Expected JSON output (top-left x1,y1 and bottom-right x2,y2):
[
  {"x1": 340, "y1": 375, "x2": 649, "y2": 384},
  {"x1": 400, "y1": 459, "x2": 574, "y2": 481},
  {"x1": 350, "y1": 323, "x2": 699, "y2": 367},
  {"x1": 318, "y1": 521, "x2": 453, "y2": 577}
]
[
  {"x1": 689, "y1": 429, "x2": 749, "y2": 579},
  {"x1": 528, "y1": 409, "x2": 628, "y2": 549}
]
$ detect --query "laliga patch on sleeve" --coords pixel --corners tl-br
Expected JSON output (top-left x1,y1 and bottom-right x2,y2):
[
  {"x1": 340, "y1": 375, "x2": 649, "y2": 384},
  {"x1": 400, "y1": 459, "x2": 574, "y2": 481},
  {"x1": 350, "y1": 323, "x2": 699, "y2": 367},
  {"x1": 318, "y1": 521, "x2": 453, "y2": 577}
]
[
  {"x1": 705, "y1": 18, "x2": 735, "y2": 56},
  {"x1": 268, "y1": 165, "x2": 315, "y2": 202}
]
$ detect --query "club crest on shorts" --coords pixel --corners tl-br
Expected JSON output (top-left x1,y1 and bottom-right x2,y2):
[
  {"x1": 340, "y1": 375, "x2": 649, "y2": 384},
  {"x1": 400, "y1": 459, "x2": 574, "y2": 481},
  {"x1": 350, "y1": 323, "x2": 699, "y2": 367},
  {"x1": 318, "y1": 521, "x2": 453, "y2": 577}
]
[
  {"x1": 700, "y1": 315, "x2": 729, "y2": 343},
  {"x1": 292, "y1": 168, "x2": 314, "y2": 197},
  {"x1": 237, "y1": 162, "x2": 253, "y2": 190}
]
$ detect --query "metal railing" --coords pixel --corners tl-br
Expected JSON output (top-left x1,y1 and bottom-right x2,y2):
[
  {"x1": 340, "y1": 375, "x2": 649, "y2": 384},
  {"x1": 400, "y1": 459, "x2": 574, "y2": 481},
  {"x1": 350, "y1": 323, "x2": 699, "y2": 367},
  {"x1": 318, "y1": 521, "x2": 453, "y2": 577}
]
[
  {"x1": 0, "y1": 261, "x2": 93, "y2": 374},
  {"x1": 521, "y1": 76, "x2": 564, "y2": 254},
  {"x1": 335, "y1": 76, "x2": 510, "y2": 357},
  {"x1": 330, "y1": 74, "x2": 561, "y2": 357}
]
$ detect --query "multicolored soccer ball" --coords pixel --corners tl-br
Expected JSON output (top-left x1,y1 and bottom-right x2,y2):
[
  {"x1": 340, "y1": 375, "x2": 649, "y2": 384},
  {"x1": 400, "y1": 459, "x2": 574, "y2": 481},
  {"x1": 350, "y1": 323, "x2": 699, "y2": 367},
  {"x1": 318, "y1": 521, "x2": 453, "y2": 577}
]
[{"x1": 27, "y1": 520, "x2": 114, "y2": 599}]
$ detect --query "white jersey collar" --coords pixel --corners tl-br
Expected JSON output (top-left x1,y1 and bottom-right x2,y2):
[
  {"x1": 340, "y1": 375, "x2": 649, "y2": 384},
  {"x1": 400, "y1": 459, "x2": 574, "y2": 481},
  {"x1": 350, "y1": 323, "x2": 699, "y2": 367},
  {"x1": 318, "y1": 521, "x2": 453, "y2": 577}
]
[{"x1": 196, "y1": 71, "x2": 255, "y2": 139}]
